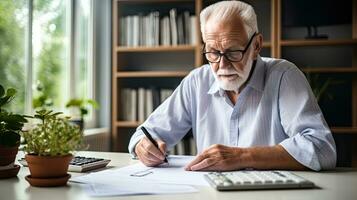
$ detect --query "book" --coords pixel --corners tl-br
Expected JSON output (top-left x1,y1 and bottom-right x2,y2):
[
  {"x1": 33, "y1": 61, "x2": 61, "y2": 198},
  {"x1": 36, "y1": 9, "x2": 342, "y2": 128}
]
[
  {"x1": 129, "y1": 89, "x2": 137, "y2": 121},
  {"x1": 160, "y1": 89, "x2": 174, "y2": 103},
  {"x1": 184, "y1": 11, "x2": 190, "y2": 44},
  {"x1": 138, "y1": 88, "x2": 146, "y2": 122},
  {"x1": 145, "y1": 89, "x2": 153, "y2": 118},
  {"x1": 190, "y1": 16, "x2": 197, "y2": 45},
  {"x1": 169, "y1": 9, "x2": 178, "y2": 45},
  {"x1": 177, "y1": 13, "x2": 185, "y2": 45}
]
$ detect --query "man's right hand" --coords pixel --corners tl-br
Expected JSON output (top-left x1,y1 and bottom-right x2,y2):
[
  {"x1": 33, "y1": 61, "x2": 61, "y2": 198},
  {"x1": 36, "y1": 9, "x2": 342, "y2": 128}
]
[{"x1": 134, "y1": 137, "x2": 167, "y2": 167}]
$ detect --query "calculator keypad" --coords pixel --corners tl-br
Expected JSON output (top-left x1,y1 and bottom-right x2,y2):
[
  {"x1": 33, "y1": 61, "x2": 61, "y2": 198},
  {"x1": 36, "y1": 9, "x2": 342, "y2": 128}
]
[{"x1": 205, "y1": 171, "x2": 314, "y2": 191}]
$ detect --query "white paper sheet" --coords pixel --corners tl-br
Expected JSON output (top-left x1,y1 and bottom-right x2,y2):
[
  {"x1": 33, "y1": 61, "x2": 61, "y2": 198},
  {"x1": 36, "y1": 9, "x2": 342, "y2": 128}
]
[
  {"x1": 71, "y1": 155, "x2": 209, "y2": 186},
  {"x1": 70, "y1": 155, "x2": 208, "y2": 196},
  {"x1": 83, "y1": 179, "x2": 197, "y2": 197}
]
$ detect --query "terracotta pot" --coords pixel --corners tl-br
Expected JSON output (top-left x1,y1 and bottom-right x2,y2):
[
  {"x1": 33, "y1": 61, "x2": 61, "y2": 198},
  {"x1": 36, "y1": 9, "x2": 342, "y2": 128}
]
[
  {"x1": 25, "y1": 154, "x2": 73, "y2": 178},
  {"x1": 0, "y1": 145, "x2": 19, "y2": 166}
]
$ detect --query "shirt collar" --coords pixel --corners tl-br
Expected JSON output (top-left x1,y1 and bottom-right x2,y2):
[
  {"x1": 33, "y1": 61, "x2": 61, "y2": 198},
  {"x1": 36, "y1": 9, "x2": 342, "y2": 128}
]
[
  {"x1": 246, "y1": 55, "x2": 265, "y2": 92},
  {"x1": 207, "y1": 55, "x2": 265, "y2": 96}
]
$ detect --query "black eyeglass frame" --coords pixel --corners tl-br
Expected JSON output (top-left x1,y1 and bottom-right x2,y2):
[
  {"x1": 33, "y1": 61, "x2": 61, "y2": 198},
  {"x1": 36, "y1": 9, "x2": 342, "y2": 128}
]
[{"x1": 202, "y1": 32, "x2": 257, "y2": 63}]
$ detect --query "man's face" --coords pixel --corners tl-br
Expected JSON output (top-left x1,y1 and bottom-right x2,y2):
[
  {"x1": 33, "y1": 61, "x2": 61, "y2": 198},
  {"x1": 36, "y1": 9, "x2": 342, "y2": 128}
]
[{"x1": 204, "y1": 17, "x2": 256, "y2": 92}]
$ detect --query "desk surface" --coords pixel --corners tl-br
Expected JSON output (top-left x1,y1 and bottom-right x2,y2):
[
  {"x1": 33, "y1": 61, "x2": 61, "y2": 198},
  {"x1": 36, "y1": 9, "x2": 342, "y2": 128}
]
[{"x1": 1, "y1": 151, "x2": 357, "y2": 200}]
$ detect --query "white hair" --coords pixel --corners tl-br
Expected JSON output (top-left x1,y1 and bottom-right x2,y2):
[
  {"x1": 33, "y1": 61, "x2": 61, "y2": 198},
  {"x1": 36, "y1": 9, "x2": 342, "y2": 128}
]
[{"x1": 200, "y1": 0, "x2": 259, "y2": 41}]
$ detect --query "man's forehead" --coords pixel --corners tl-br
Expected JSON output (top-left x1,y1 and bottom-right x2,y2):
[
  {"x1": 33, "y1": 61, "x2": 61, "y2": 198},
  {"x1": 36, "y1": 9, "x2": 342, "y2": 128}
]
[
  {"x1": 204, "y1": 32, "x2": 247, "y2": 49},
  {"x1": 205, "y1": 32, "x2": 246, "y2": 42},
  {"x1": 203, "y1": 17, "x2": 248, "y2": 45}
]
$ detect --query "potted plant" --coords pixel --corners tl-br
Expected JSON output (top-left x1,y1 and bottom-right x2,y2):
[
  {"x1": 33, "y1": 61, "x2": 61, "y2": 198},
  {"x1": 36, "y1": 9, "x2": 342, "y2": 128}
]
[
  {"x1": 65, "y1": 98, "x2": 98, "y2": 130},
  {"x1": 22, "y1": 109, "x2": 83, "y2": 187},
  {"x1": 0, "y1": 84, "x2": 27, "y2": 179}
]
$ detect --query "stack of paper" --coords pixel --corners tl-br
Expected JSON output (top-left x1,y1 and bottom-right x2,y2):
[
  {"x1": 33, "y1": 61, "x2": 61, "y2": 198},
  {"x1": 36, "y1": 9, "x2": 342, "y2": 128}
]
[{"x1": 70, "y1": 155, "x2": 209, "y2": 197}]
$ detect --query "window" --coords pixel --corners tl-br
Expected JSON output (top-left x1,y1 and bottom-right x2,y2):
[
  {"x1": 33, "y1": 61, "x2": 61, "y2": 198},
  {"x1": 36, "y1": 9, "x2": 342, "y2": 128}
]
[
  {"x1": 0, "y1": 0, "x2": 27, "y2": 113},
  {"x1": 0, "y1": 0, "x2": 96, "y2": 127}
]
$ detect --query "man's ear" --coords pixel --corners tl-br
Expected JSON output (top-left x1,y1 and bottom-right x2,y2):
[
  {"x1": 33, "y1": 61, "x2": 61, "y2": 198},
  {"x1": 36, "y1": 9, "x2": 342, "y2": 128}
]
[{"x1": 253, "y1": 33, "x2": 263, "y2": 59}]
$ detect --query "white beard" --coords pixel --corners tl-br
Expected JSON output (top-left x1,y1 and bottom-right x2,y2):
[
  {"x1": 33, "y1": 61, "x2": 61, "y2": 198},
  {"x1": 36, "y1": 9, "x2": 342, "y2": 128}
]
[{"x1": 212, "y1": 57, "x2": 254, "y2": 92}]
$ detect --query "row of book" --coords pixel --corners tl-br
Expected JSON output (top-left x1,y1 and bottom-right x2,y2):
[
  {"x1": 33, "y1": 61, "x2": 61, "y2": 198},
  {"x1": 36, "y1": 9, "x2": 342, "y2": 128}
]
[
  {"x1": 121, "y1": 88, "x2": 174, "y2": 122},
  {"x1": 119, "y1": 9, "x2": 197, "y2": 47}
]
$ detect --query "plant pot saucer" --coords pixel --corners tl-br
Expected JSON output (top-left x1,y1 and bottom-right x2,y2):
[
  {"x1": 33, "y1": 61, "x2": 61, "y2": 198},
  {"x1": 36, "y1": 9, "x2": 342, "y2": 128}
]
[
  {"x1": 0, "y1": 164, "x2": 20, "y2": 179},
  {"x1": 25, "y1": 173, "x2": 71, "y2": 187}
]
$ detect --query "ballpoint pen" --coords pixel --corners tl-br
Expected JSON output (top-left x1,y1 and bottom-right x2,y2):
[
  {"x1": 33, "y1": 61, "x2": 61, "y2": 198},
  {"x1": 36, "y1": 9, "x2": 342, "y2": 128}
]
[{"x1": 140, "y1": 126, "x2": 168, "y2": 163}]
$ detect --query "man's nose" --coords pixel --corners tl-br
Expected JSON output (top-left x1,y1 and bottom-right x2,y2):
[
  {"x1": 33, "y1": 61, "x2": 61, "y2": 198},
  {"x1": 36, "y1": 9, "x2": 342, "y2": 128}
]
[{"x1": 218, "y1": 54, "x2": 230, "y2": 69}]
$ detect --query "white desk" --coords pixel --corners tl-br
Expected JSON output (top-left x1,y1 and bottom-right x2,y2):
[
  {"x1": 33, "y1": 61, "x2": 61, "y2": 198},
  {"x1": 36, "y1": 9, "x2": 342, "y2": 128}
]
[{"x1": 1, "y1": 151, "x2": 357, "y2": 200}]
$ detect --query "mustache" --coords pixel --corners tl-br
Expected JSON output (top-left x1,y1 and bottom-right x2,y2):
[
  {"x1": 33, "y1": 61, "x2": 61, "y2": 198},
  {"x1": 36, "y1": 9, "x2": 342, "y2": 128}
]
[{"x1": 216, "y1": 69, "x2": 240, "y2": 76}]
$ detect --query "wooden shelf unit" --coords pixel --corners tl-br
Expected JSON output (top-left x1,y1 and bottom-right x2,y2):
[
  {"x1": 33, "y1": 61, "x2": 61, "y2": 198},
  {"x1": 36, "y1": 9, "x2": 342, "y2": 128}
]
[
  {"x1": 112, "y1": 0, "x2": 357, "y2": 155},
  {"x1": 331, "y1": 127, "x2": 357, "y2": 134},
  {"x1": 301, "y1": 67, "x2": 357, "y2": 73},
  {"x1": 112, "y1": 0, "x2": 203, "y2": 152},
  {"x1": 281, "y1": 39, "x2": 357, "y2": 46},
  {"x1": 115, "y1": 45, "x2": 196, "y2": 52},
  {"x1": 116, "y1": 71, "x2": 189, "y2": 78}
]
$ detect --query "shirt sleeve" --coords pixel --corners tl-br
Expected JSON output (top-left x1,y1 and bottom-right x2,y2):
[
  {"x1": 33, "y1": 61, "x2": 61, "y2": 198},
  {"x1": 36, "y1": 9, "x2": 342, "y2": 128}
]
[
  {"x1": 278, "y1": 67, "x2": 337, "y2": 171},
  {"x1": 128, "y1": 72, "x2": 195, "y2": 157}
]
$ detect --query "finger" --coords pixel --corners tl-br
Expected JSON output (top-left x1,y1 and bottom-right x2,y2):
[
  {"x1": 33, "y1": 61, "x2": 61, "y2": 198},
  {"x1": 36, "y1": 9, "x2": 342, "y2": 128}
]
[
  {"x1": 136, "y1": 139, "x2": 162, "y2": 163},
  {"x1": 194, "y1": 164, "x2": 219, "y2": 171},
  {"x1": 184, "y1": 153, "x2": 208, "y2": 170},
  {"x1": 142, "y1": 138, "x2": 166, "y2": 160},
  {"x1": 137, "y1": 144, "x2": 164, "y2": 166},
  {"x1": 189, "y1": 158, "x2": 216, "y2": 171},
  {"x1": 157, "y1": 140, "x2": 167, "y2": 154},
  {"x1": 139, "y1": 156, "x2": 161, "y2": 167}
]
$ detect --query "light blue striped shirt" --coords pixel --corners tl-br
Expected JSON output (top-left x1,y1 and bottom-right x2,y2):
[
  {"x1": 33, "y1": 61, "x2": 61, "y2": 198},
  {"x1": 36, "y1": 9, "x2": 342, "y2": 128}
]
[{"x1": 128, "y1": 56, "x2": 337, "y2": 171}]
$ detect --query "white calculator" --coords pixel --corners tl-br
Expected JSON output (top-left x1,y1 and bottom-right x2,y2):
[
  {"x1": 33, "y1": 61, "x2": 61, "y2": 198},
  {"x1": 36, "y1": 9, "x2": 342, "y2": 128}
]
[
  {"x1": 205, "y1": 171, "x2": 315, "y2": 191},
  {"x1": 18, "y1": 156, "x2": 111, "y2": 172}
]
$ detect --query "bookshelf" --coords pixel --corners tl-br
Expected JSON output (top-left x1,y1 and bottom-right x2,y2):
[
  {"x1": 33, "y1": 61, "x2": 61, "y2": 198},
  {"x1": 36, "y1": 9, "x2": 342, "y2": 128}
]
[
  {"x1": 112, "y1": 0, "x2": 357, "y2": 163},
  {"x1": 112, "y1": 0, "x2": 203, "y2": 152}
]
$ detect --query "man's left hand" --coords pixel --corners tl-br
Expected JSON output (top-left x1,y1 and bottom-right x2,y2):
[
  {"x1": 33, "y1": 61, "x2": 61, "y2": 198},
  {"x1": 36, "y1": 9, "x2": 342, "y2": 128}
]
[{"x1": 184, "y1": 144, "x2": 247, "y2": 171}]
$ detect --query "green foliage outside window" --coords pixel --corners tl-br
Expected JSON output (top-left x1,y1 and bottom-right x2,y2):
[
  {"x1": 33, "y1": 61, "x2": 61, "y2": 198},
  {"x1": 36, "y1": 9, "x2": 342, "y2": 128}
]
[{"x1": 0, "y1": 0, "x2": 26, "y2": 113}]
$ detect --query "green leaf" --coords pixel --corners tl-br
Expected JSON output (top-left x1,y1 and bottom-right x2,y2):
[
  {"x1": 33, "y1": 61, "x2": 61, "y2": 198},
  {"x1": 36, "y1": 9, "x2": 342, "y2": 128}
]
[
  {"x1": 66, "y1": 99, "x2": 83, "y2": 107},
  {"x1": 87, "y1": 99, "x2": 99, "y2": 109},
  {"x1": 6, "y1": 88, "x2": 16, "y2": 97},
  {"x1": 0, "y1": 96, "x2": 11, "y2": 107},
  {"x1": 0, "y1": 131, "x2": 20, "y2": 147},
  {"x1": 5, "y1": 121, "x2": 24, "y2": 131},
  {"x1": 0, "y1": 85, "x2": 4, "y2": 97}
]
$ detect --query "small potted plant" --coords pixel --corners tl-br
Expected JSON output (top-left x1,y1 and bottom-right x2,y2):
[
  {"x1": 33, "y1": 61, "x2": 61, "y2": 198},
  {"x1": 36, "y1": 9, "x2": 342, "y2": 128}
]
[
  {"x1": 22, "y1": 109, "x2": 83, "y2": 187},
  {"x1": 0, "y1": 84, "x2": 27, "y2": 179},
  {"x1": 65, "y1": 98, "x2": 98, "y2": 130}
]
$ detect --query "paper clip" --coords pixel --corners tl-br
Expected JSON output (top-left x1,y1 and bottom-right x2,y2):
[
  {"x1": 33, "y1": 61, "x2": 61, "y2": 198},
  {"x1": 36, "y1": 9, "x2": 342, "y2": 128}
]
[{"x1": 130, "y1": 169, "x2": 153, "y2": 177}]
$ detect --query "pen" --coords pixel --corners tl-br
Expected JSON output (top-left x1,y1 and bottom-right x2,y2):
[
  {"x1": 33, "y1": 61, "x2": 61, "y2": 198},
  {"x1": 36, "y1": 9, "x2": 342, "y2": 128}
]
[{"x1": 140, "y1": 126, "x2": 168, "y2": 163}]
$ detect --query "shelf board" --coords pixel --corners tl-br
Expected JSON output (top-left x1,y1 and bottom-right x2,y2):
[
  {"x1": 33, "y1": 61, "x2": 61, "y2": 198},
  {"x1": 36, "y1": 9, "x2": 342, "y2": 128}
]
[
  {"x1": 262, "y1": 42, "x2": 271, "y2": 48},
  {"x1": 116, "y1": 0, "x2": 193, "y2": 3},
  {"x1": 301, "y1": 67, "x2": 357, "y2": 73},
  {"x1": 116, "y1": 67, "x2": 357, "y2": 77},
  {"x1": 116, "y1": 71, "x2": 189, "y2": 78},
  {"x1": 331, "y1": 127, "x2": 357, "y2": 134},
  {"x1": 116, "y1": 45, "x2": 196, "y2": 52},
  {"x1": 116, "y1": 43, "x2": 272, "y2": 52},
  {"x1": 116, "y1": 121, "x2": 141, "y2": 128},
  {"x1": 115, "y1": 122, "x2": 357, "y2": 135},
  {"x1": 281, "y1": 39, "x2": 357, "y2": 46}
]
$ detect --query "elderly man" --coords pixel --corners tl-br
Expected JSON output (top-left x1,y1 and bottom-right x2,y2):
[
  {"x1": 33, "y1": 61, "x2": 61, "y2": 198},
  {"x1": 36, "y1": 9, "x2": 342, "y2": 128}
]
[{"x1": 128, "y1": 0, "x2": 336, "y2": 171}]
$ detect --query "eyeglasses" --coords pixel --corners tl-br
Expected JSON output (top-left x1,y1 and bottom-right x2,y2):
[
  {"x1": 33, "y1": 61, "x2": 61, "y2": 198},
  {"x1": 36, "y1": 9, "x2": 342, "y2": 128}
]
[{"x1": 203, "y1": 32, "x2": 257, "y2": 63}]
